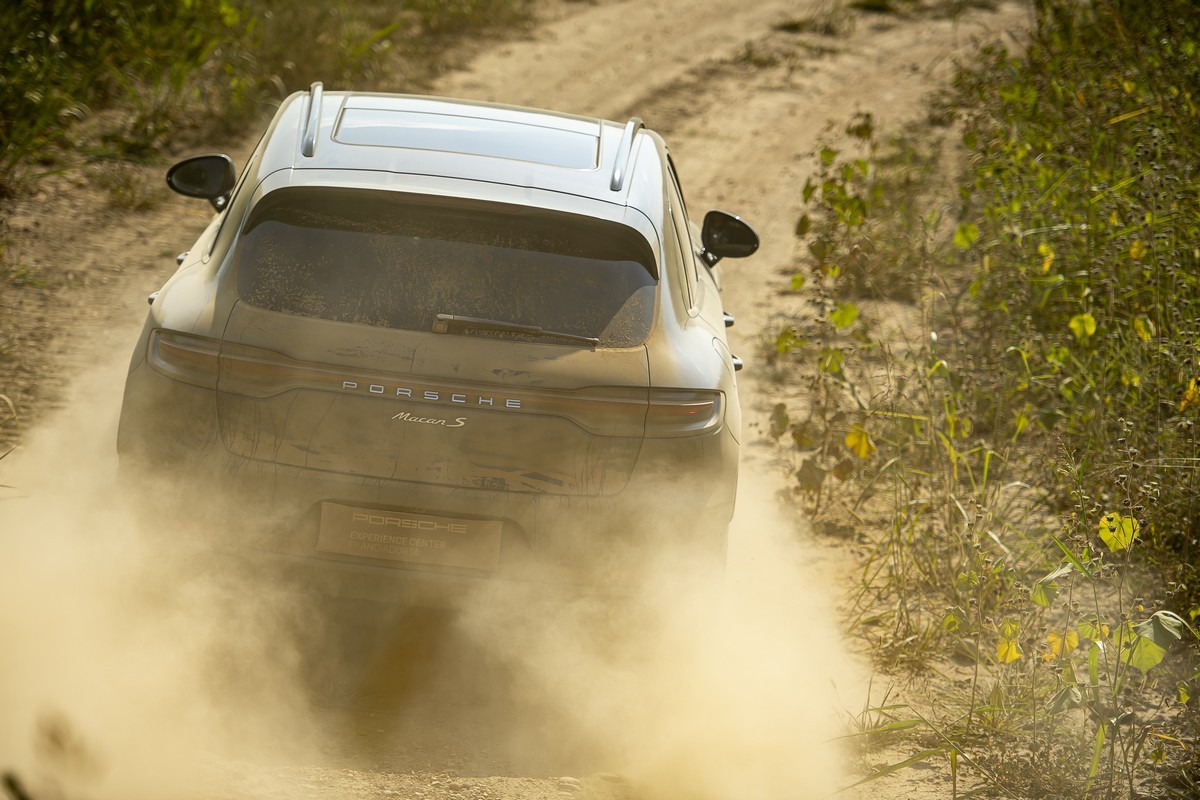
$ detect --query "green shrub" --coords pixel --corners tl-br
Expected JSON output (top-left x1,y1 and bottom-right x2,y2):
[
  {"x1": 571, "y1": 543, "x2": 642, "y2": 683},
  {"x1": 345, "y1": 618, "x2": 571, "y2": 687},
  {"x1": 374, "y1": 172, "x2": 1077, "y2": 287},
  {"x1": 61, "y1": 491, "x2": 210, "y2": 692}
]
[
  {"x1": 0, "y1": 0, "x2": 236, "y2": 188},
  {"x1": 0, "y1": 0, "x2": 530, "y2": 193},
  {"x1": 955, "y1": 0, "x2": 1200, "y2": 604},
  {"x1": 775, "y1": 2, "x2": 1200, "y2": 795}
]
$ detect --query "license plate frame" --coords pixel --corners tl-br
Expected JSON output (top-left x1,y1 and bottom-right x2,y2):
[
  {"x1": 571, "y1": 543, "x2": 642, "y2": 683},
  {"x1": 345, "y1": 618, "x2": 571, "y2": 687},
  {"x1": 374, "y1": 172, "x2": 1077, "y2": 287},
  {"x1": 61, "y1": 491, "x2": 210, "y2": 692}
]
[{"x1": 316, "y1": 502, "x2": 502, "y2": 571}]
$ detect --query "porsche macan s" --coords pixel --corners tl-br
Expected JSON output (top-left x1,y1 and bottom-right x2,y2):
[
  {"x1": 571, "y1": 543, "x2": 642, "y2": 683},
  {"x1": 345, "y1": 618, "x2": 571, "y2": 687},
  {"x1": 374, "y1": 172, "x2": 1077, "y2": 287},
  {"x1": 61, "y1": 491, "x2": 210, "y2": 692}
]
[{"x1": 117, "y1": 84, "x2": 759, "y2": 605}]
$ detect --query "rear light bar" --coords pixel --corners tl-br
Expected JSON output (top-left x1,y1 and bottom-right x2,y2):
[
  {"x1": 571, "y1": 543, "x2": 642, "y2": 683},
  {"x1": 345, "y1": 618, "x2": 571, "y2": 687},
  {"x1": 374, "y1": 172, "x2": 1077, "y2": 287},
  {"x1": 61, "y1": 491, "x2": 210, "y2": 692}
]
[
  {"x1": 147, "y1": 330, "x2": 725, "y2": 438},
  {"x1": 645, "y1": 389, "x2": 724, "y2": 437},
  {"x1": 147, "y1": 330, "x2": 220, "y2": 389}
]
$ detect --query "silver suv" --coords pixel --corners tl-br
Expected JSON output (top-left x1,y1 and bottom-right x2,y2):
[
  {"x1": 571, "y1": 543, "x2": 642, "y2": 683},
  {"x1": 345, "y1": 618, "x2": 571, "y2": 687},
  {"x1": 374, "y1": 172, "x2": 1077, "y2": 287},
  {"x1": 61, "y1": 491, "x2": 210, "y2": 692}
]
[{"x1": 118, "y1": 84, "x2": 758, "y2": 604}]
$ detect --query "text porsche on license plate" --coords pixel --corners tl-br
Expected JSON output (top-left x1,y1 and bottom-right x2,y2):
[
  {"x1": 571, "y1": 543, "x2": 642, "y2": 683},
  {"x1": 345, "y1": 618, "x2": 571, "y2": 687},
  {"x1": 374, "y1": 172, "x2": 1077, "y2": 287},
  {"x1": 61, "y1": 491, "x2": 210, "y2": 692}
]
[{"x1": 317, "y1": 502, "x2": 502, "y2": 571}]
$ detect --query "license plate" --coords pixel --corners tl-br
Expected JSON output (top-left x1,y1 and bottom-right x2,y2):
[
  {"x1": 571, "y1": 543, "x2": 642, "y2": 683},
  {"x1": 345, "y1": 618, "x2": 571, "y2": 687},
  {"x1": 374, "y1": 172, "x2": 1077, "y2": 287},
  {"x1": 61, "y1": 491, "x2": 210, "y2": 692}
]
[{"x1": 317, "y1": 503, "x2": 502, "y2": 571}]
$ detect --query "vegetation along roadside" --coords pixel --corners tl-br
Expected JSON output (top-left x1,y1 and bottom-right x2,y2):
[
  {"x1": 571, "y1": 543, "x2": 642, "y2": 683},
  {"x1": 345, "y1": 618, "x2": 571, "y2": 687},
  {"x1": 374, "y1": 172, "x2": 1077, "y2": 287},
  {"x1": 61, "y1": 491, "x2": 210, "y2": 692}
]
[
  {"x1": 0, "y1": 0, "x2": 530, "y2": 197},
  {"x1": 768, "y1": 0, "x2": 1200, "y2": 796},
  {"x1": 3, "y1": 0, "x2": 1198, "y2": 797}
]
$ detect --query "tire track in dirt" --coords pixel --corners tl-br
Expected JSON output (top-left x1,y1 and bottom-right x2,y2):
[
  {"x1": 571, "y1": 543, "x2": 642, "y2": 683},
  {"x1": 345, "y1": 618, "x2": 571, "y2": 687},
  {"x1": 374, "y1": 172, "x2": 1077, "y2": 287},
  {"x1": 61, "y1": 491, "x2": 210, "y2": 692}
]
[{"x1": 434, "y1": 0, "x2": 804, "y2": 119}]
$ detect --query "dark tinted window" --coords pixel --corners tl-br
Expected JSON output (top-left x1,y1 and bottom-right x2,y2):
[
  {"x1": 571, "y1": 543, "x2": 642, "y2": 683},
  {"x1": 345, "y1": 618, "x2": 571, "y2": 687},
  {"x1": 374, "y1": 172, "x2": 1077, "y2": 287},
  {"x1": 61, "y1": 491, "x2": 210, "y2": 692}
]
[{"x1": 234, "y1": 188, "x2": 657, "y2": 346}]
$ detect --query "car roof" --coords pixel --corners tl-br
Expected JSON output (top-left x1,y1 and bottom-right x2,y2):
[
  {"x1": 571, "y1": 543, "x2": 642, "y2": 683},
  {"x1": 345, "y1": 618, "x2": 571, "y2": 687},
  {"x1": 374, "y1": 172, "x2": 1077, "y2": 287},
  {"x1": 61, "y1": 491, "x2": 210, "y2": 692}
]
[{"x1": 255, "y1": 86, "x2": 664, "y2": 211}]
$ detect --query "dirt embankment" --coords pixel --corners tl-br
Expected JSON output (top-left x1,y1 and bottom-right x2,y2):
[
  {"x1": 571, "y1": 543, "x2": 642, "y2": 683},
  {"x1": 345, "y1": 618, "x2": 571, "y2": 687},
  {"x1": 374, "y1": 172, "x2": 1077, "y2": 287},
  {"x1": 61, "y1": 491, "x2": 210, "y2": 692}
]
[{"x1": 0, "y1": 2, "x2": 1027, "y2": 799}]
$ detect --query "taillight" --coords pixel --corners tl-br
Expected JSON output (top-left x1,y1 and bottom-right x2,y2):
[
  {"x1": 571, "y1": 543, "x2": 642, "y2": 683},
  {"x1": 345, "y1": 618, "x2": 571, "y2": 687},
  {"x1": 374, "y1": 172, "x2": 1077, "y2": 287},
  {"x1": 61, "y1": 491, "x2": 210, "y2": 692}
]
[
  {"x1": 147, "y1": 329, "x2": 724, "y2": 438},
  {"x1": 645, "y1": 389, "x2": 724, "y2": 437},
  {"x1": 149, "y1": 330, "x2": 339, "y2": 395},
  {"x1": 147, "y1": 330, "x2": 220, "y2": 388}
]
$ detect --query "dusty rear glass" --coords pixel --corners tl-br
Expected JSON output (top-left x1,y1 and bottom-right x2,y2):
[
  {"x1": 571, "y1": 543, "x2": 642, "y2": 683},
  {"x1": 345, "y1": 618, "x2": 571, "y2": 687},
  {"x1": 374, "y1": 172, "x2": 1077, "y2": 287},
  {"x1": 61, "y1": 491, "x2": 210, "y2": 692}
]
[{"x1": 233, "y1": 188, "x2": 657, "y2": 347}]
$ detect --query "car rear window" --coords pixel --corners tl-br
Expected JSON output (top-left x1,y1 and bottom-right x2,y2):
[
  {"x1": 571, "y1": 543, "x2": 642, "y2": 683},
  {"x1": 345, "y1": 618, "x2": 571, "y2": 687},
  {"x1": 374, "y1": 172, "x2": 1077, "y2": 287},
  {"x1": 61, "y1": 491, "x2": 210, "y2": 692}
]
[{"x1": 233, "y1": 188, "x2": 657, "y2": 347}]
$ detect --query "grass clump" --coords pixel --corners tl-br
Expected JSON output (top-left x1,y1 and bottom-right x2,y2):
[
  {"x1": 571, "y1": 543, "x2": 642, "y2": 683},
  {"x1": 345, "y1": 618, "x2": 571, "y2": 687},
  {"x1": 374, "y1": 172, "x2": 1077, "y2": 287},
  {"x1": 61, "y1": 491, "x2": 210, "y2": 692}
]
[
  {"x1": 0, "y1": 0, "x2": 531, "y2": 195},
  {"x1": 771, "y1": 1, "x2": 1200, "y2": 796},
  {"x1": 955, "y1": 0, "x2": 1200, "y2": 600},
  {"x1": 0, "y1": 0, "x2": 236, "y2": 187}
]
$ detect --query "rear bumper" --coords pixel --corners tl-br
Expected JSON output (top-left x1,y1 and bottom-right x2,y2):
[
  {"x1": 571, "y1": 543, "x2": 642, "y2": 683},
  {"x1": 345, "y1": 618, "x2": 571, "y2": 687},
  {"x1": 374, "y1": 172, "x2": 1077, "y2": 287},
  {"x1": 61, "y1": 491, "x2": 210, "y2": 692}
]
[{"x1": 118, "y1": 363, "x2": 738, "y2": 607}]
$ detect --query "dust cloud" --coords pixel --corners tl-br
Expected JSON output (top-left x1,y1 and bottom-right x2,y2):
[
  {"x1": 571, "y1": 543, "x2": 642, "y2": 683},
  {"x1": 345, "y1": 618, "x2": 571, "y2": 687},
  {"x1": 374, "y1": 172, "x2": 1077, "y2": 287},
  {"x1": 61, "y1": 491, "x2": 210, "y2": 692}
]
[
  {"x1": 1, "y1": 343, "x2": 865, "y2": 800},
  {"x1": 459, "y1": 474, "x2": 865, "y2": 799},
  {"x1": 0, "y1": 349, "x2": 324, "y2": 800}
]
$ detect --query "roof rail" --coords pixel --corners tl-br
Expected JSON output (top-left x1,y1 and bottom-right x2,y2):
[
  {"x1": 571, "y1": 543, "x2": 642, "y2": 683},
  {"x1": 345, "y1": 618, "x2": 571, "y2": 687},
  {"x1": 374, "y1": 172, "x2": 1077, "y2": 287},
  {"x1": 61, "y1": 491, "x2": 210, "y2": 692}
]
[
  {"x1": 301, "y1": 82, "x2": 324, "y2": 158},
  {"x1": 609, "y1": 117, "x2": 644, "y2": 192}
]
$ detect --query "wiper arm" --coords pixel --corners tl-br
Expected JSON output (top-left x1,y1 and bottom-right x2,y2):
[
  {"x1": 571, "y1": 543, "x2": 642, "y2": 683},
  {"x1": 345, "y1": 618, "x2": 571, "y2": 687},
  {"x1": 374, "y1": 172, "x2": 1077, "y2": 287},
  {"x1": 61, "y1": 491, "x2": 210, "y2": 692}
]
[{"x1": 433, "y1": 314, "x2": 599, "y2": 346}]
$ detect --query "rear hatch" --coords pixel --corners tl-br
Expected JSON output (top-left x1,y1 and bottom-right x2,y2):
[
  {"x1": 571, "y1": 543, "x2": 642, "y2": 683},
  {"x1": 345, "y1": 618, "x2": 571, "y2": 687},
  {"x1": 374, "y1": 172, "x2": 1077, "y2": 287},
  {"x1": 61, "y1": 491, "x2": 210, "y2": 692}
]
[{"x1": 211, "y1": 187, "x2": 662, "y2": 496}]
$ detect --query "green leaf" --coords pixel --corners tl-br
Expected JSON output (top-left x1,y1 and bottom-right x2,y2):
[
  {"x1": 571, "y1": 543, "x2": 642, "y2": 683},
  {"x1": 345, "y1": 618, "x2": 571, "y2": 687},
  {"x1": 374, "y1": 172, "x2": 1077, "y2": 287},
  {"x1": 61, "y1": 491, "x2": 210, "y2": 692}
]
[
  {"x1": 790, "y1": 273, "x2": 807, "y2": 292},
  {"x1": 790, "y1": 422, "x2": 817, "y2": 449},
  {"x1": 839, "y1": 718, "x2": 924, "y2": 738},
  {"x1": 837, "y1": 749, "x2": 945, "y2": 792},
  {"x1": 768, "y1": 403, "x2": 790, "y2": 439},
  {"x1": 1030, "y1": 581, "x2": 1057, "y2": 608},
  {"x1": 943, "y1": 606, "x2": 968, "y2": 632},
  {"x1": 1050, "y1": 534, "x2": 1089, "y2": 576},
  {"x1": 819, "y1": 146, "x2": 838, "y2": 166},
  {"x1": 809, "y1": 239, "x2": 831, "y2": 263},
  {"x1": 1088, "y1": 722, "x2": 1105, "y2": 782},
  {"x1": 840, "y1": 195, "x2": 868, "y2": 228},
  {"x1": 795, "y1": 214, "x2": 811, "y2": 237},
  {"x1": 1031, "y1": 562, "x2": 1073, "y2": 608},
  {"x1": 1047, "y1": 685, "x2": 1083, "y2": 714},
  {"x1": 1087, "y1": 641, "x2": 1101, "y2": 704},
  {"x1": 818, "y1": 347, "x2": 845, "y2": 375},
  {"x1": 953, "y1": 223, "x2": 980, "y2": 249},
  {"x1": 775, "y1": 327, "x2": 806, "y2": 355},
  {"x1": 1125, "y1": 635, "x2": 1167, "y2": 674},
  {"x1": 1078, "y1": 617, "x2": 1110, "y2": 642},
  {"x1": 1134, "y1": 610, "x2": 1187, "y2": 647},
  {"x1": 831, "y1": 457, "x2": 856, "y2": 480},
  {"x1": 1069, "y1": 312, "x2": 1097, "y2": 341},
  {"x1": 1097, "y1": 511, "x2": 1138, "y2": 551},
  {"x1": 796, "y1": 458, "x2": 826, "y2": 491},
  {"x1": 829, "y1": 302, "x2": 859, "y2": 329},
  {"x1": 802, "y1": 178, "x2": 817, "y2": 204}
]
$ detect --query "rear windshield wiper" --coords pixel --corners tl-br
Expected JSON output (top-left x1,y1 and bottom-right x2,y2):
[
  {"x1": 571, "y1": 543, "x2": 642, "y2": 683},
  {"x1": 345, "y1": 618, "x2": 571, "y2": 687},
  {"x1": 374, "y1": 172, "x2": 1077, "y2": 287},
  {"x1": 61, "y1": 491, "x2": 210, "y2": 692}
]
[{"x1": 433, "y1": 314, "x2": 599, "y2": 346}]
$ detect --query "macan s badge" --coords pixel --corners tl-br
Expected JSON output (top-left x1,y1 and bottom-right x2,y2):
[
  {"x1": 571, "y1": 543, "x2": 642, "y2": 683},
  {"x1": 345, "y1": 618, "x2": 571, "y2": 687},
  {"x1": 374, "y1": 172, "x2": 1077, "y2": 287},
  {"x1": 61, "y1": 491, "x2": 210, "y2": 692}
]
[{"x1": 390, "y1": 411, "x2": 468, "y2": 428}]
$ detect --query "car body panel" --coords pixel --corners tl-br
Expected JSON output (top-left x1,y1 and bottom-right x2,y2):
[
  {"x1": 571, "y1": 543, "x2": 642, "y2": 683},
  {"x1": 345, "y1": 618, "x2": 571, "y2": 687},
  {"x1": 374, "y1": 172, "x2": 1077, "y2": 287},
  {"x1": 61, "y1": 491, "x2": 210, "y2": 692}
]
[{"x1": 119, "y1": 87, "x2": 752, "y2": 605}]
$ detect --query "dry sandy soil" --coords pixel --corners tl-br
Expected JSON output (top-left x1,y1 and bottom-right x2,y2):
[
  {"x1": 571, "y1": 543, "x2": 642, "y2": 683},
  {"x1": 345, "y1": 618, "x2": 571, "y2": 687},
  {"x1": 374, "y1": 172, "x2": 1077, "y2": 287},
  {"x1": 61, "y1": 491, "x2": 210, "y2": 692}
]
[{"x1": 0, "y1": 1, "x2": 1028, "y2": 798}]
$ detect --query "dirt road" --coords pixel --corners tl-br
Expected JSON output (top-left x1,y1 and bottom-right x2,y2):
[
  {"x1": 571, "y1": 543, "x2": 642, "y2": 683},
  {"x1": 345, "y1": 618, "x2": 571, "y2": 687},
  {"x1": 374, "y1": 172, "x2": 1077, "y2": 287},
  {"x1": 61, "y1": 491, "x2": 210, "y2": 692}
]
[{"x1": 0, "y1": 2, "x2": 1026, "y2": 798}]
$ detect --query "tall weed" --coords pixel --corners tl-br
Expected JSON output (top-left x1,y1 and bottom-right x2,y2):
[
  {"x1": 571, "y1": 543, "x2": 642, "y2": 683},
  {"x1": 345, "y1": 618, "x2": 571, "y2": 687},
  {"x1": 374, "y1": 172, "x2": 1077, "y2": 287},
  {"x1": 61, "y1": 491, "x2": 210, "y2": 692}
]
[
  {"x1": 955, "y1": 0, "x2": 1200, "y2": 608},
  {"x1": 0, "y1": 0, "x2": 530, "y2": 193},
  {"x1": 773, "y1": 2, "x2": 1200, "y2": 795}
]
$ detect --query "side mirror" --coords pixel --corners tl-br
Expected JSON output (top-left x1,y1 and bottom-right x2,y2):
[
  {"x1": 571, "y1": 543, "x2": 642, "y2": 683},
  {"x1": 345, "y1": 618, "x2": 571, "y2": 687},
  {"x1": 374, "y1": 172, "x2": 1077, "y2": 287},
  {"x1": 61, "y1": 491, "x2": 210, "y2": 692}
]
[
  {"x1": 701, "y1": 210, "x2": 760, "y2": 265},
  {"x1": 166, "y1": 154, "x2": 237, "y2": 211}
]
